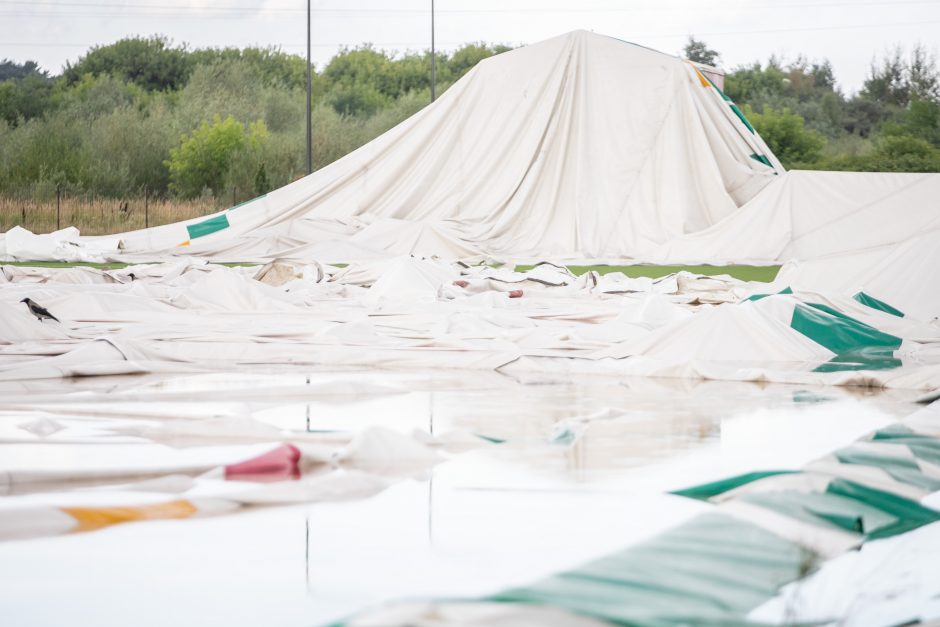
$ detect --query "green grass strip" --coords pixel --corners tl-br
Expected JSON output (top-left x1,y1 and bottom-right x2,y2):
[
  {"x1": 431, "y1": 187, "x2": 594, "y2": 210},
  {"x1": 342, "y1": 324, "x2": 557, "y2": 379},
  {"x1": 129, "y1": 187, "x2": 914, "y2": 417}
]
[
  {"x1": 6, "y1": 261, "x2": 780, "y2": 282},
  {"x1": 513, "y1": 264, "x2": 781, "y2": 282}
]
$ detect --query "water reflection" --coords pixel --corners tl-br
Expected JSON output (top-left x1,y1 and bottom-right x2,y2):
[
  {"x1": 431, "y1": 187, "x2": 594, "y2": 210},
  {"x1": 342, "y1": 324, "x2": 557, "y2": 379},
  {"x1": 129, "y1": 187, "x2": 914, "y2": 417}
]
[{"x1": 0, "y1": 367, "x2": 926, "y2": 626}]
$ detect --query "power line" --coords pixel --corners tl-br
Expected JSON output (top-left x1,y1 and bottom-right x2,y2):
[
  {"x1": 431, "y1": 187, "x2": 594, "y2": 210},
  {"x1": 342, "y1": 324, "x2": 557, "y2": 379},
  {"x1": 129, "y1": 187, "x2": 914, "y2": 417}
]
[
  {"x1": 3, "y1": 17, "x2": 939, "y2": 49},
  {"x1": 0, "y1": 0, "x2": 938, "y2": 13}
]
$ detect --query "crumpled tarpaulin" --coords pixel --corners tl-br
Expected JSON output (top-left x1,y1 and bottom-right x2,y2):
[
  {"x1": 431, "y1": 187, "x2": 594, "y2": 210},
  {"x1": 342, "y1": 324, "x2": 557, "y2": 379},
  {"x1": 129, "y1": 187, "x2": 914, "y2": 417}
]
[
  {"x1": 1, "y1": 30, "x2": 781, "y2": 264},
  {"x1": 2, "y1": 259, "x2": 938, "y2": 394},
  {"x1": 340, "y1": 401, "x2": 940, "y2": 627},
  {"x1": 0, "y1": 425, "x2": 451, "y2": 541}
]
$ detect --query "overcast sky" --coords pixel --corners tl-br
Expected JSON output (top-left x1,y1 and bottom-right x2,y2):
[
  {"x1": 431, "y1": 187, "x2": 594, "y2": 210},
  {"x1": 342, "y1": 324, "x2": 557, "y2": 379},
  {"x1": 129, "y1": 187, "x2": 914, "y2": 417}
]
[{"x1": 2, "y1": 0, "x2": 939, "y2": 94}]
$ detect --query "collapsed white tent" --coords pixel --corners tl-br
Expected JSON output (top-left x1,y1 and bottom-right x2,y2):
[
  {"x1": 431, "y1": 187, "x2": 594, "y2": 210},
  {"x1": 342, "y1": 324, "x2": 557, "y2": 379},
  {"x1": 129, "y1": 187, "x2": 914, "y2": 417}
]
[
  {"x1": 1, "y1": 30, "x2": 937, "y2": 276},
  {"x1": 2, "y1": 30, "x2": 781, "y2": 263},
  {"x1": 1, "y1": 30, "x2": 939, "y2": 392}
]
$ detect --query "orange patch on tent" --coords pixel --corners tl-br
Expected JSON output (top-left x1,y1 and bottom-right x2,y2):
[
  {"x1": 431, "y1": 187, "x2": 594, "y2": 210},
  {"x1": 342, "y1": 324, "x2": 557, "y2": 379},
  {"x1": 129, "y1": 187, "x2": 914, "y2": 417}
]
[
  {"x1": 178, "y1": 240, "x2": 190, "y2": 247},
  {"x1": 694, "y1": 68, "x2": 711, "y2": 88},
  {"x1": 62, "y1": 500, "x2": 198, "y2": 532}
]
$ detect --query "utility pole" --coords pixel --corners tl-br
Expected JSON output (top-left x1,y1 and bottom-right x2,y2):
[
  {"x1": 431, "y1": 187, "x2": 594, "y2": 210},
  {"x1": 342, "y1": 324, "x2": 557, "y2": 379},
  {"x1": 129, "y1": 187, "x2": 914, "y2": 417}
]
[
  {"x1": 306, "y1": 0, "x2": 313, "y2": 175},
  {"x1": 430, "y1": 0, "x2": 436, "y2": 102}
]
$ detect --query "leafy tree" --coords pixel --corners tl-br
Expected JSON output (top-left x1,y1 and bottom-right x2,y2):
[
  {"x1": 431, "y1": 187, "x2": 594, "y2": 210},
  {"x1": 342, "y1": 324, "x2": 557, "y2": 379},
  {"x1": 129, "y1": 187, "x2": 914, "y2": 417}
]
[
  {"x1": 190, "y1": 47, "x2": 309, "y2": 90},
  {"x1": 85, "y1": 100, "x2": 177, "y2": 195},
  {"x1": 862, "y1": 46, "x2": 910, "y2": 108},
  {"x1": 725, "y1": 60, "x2": 787, "y2": 104},
  {"x1": 825, "y1": 134, "x2": 940, "y2": 172},
  {"x1": 727, "y1": 57, "x2": 847, "y2": 139},
  {"x1": 448, "y1": 43, "x2": 511, "y2": 79},
  {"x1": 881, "y1": 99, "x2": 940, "y2": 146},
  {"x1": 325, "y1": 47, "x2": 397, "y2": 94},
  {"x1": 869, "y1": 134, "x2": 940, "y2": 171},
  {"x1": 683, "y1": 37, "x2": 720, "y2": 67},
  {"x1": 325, "y1": 82, "x2": 387, "y2": 117},
  {"x1": 55, "y1": 74, "x2": 145, "y2": 120},
  {"x1": 0, "y1": 73, "x2": 55, "y2": 126},
  {"x1": 2, "y1": 111, "x2": 88, "y2": 185},
  {"x1": 166, "y1": 115, "x2": 268, "y2": 198},
  {"x1": 175, "y1": 60, "x2": 267, "y2": 131},
  {"x1": 850, "y1": 44, "x2": 940, "y2": 137},
  {"x1": 744, "y1": 105, "x2": 825, "y2": 166},
  {"x1": 907, "y1": 44, "x2": 940, "y2": 103},
  {"x1": 0, "y1": 59, "x2": 47, "y2": 82},
  {"x1": 393, "y1": 52, "x2": 439, "y2": 96},
  {"x1": 63, "y1": 36, "x2": 194, "y2": 92}
]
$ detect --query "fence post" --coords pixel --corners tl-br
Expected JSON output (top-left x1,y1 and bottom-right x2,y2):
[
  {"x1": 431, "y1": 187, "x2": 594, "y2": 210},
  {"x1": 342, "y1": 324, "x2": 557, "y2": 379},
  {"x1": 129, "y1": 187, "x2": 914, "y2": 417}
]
[
  {"x1": 144, "y1": 186, "x2": 149, "y2": 229},
  {"x1": 232, "y1": 186, "x2": 236, "y2": 208},
  {"x1": 56, "y1": 184, "x2": 61, "y2": 231}
]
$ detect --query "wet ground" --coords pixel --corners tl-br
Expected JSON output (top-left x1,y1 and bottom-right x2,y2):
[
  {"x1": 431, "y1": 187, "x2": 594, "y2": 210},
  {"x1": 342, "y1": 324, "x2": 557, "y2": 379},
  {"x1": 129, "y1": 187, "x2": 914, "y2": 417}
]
[{"x1": 0, "y1": 368, "x2": 922, "y2": 626}]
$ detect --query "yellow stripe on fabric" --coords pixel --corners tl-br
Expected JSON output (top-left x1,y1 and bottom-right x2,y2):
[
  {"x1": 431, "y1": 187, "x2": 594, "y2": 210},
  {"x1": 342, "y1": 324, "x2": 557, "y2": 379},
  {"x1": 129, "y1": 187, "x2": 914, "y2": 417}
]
[
  {"x1": 62, "y1": 500, "x2": 198, "y2": 532},
  {"x1": 178, "y1": 240, "x2": 190, "y2": 247},
  {"x1": 694, "y1": 67, "x2": 711, "y2": 88}
]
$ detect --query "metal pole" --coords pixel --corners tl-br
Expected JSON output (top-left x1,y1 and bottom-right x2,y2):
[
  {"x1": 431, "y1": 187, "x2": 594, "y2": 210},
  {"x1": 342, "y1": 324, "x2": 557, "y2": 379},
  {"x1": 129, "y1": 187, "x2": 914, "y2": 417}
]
[
  {"x1": 306, "y1": 0, "x2": 313, "y2": 174},
  {"x1": 232, "y1": 186, "x2": 237, "y2": 208},
  {"x1": 144, "y1": 186, "x2": 149, "y2": 229},
  {"x1": 430, "y1": 0, "x2": 436, "y2": 102},
  {"x1": 56, "y1": 184, "x2": 60, "y2": 230}
]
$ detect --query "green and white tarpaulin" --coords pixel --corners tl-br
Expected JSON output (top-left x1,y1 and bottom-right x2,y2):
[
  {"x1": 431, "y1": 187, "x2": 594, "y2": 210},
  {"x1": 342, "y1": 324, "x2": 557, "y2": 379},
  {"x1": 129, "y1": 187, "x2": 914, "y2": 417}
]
[{"x1": 341, "y1": 402, "x2": 940, "y2": 626}]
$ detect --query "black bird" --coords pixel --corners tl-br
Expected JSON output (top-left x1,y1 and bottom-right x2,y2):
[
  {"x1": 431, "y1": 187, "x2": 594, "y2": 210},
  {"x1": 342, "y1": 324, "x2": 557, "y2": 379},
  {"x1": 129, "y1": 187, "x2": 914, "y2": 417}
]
[{"x1": 20, "y1": 298, "x2": 60, "y2": 323}]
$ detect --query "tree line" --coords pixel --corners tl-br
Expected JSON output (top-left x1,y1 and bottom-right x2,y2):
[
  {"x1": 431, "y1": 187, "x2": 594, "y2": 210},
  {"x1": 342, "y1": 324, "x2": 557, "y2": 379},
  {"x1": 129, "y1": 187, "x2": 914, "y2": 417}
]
[{"x1": 0, "y1": 35, "x2": 937, "y2": 205}]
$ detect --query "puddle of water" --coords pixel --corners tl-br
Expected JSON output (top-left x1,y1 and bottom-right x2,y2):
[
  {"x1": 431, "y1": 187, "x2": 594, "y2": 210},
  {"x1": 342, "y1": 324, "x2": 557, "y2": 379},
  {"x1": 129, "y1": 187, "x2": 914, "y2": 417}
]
[{"x1": 0, "y1": 368, "x2": 923, "y2": 626}]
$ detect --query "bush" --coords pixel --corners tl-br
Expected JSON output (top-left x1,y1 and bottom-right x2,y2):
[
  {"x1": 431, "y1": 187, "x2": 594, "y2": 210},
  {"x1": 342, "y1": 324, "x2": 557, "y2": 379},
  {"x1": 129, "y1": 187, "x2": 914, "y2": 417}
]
[
  {"x1": 63, "y1": 36, "x2": 195, "y2": 92},
  {"x1": 816, "y1": 134, "x2": 940, "y2": 172},
  {"x1": 166, "y1": 115, "x2": 269, "y2": 198},
  {"x1": 745, "y1": 105, "x2": 826, "y2": 167}
]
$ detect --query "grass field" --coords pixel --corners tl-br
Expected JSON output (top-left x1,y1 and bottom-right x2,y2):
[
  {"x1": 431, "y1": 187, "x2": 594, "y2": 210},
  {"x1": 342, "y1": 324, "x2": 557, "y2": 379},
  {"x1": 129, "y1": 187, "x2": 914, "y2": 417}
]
[
  {"x1": 515, "y1": 264, "x2": 781, "y2": 282},
  {"x1": 0, "y1": 195, "x2": 222, "y2": 235}
]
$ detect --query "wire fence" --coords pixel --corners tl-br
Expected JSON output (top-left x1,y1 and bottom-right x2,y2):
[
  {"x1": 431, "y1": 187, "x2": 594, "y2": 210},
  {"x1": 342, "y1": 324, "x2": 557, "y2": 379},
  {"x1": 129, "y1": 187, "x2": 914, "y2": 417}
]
[{"x1": 0, "y1": 185, "x2": 246, "y2": 235}]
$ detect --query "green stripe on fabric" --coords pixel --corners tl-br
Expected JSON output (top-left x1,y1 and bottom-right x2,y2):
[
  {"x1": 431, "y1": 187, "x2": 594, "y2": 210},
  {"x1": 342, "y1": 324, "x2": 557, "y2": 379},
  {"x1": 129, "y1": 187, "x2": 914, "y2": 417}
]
[
  {"x1": 738, "y1": 490, "x2": 894, "y2": 535},
  {"x1": 229, "y1": 193, "x2": 266, "y2": 211},
  {"x1": 672, "y1": 470, "x2": 795, "y2": 500},
  {"x1": 825, "y1": 478, "x2": 940, "y2": 540},
  {"x1": 871, "y1": 427, "x2": 940, "y2": 466},
  {"x1": 750, "y1": 153, "x2": 774, "y2": 168},
  {"x1": 727, "y1": 476, "x2": 940, "y2": 541},
  {"x1": 489, "y1": 513, "x2": 811, "y2": 627},
  {"x1": 186, "y1": 213, "x2": 231, "y2": 240},
  {"x1": 853, "y1": 292, "x2": 905, "y2": 318},
  {"x1": 793, "y1": 390, "x2": 834, "y2": 403},
  {"x1": 791, "y1": 303, "x2": 902, "y2": 354},
  {"x1": 744, "y1": 286, "x2": 792, "y2": 302},
  {"x1": 813, "y1": 352, "x2": 903, "y2": 373},
  {"x1": 704, "y1": 75, "x2": 733, "y2": 102},
  {"x1": 835, "y1": 448, "x2": 940, "y2": 491},
  {"x1": 872, "y1": 424, "x2": 918, "y2": 439},
  {"x1": 730, "y1": 103, "x2": 756, "y2": 134},
  {"x1": 702, "y1": 74, "x2": 756, "y2": 134}
]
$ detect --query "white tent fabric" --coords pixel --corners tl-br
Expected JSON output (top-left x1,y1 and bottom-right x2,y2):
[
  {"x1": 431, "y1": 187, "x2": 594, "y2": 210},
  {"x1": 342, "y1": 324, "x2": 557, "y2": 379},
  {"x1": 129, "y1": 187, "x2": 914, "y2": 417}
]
[
  {"x1": 1, "y1": 31, "x2": 937, "y2": 284},
  {"x1": 1, "y1": 31, "x2": 938, "y2": 393},
  {"x1": 650, "y1": 170, "x2": 940, "y2": 264},
  {"x1": 2, "y1": 261, "x2": 939, "y2": 393},
  {"x1": 1, "y1": 30, "x2": 782, "y2": 264}
]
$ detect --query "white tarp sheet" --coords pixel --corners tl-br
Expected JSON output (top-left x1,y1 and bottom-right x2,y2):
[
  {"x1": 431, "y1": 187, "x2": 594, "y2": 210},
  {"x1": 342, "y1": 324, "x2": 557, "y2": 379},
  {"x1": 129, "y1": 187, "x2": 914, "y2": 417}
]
[{"x1": 2, "y1": 260, "x2": 938, "y2": 394}]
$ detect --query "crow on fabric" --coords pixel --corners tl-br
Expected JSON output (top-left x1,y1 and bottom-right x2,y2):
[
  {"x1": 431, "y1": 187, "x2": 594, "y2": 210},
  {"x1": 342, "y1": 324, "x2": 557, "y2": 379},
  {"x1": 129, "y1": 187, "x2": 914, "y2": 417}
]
[{"x1": 20, "y1": 298, "x2": 60, "y2": 322}]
